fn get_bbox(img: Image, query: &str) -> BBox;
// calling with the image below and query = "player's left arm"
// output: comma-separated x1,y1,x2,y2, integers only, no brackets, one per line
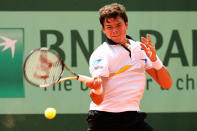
141,34,172,89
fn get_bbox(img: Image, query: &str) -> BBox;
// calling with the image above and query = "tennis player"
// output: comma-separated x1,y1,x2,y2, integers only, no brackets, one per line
86,3,172,131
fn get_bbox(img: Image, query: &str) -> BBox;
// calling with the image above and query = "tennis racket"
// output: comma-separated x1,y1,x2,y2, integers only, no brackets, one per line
23,47,92,88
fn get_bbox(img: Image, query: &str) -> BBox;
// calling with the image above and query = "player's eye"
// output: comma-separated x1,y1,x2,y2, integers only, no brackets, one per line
117,24,121,28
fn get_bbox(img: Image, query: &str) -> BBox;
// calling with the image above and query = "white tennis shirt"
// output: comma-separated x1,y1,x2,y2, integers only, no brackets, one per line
89,36,152,112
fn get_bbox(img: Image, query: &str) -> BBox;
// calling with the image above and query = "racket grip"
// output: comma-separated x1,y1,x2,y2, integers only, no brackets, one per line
78,74,93,82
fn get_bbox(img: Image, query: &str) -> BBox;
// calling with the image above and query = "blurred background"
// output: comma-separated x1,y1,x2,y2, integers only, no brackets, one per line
0,0,197,130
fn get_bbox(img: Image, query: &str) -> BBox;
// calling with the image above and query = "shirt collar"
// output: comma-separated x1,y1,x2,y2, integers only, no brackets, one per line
106,35,134,45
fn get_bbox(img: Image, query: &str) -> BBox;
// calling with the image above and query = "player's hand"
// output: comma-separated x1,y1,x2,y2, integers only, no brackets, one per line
86,76,102,89
140,34,157,62
89,88,104,105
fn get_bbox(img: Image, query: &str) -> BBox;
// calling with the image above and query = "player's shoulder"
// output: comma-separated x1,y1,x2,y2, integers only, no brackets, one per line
126,35,141,49
90,42,110,60
91,42,110,55
129,39,142,51
129,38,140,46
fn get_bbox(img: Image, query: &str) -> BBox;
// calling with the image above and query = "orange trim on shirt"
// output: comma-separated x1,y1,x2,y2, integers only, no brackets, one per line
109,65,132,77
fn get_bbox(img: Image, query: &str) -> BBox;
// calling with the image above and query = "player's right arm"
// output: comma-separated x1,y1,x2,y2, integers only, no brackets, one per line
86,76,104,105
87,45,109,105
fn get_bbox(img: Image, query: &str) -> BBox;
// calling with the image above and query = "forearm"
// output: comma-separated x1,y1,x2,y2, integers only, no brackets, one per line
155,66,173,89
146,56,172,89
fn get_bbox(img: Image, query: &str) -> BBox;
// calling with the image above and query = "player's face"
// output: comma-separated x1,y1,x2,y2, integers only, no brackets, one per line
102,16,128,44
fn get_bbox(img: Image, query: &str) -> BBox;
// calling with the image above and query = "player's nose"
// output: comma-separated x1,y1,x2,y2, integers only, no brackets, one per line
111,28,119,35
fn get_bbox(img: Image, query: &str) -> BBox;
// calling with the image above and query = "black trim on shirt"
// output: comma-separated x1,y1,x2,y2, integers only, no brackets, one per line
106,35,134,45
105,35,134,57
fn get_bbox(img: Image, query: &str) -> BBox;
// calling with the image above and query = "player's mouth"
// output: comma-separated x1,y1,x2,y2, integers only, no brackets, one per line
111,35,120,38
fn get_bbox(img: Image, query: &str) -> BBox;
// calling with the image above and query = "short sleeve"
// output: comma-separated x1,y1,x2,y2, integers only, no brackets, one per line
89,47,109,78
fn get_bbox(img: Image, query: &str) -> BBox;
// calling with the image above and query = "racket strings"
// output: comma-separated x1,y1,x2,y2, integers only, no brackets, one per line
49,60,62,82
24,50,64,87
41,51,63,86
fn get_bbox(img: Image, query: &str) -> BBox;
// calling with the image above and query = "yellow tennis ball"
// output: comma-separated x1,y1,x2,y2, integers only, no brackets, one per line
44,107,56,119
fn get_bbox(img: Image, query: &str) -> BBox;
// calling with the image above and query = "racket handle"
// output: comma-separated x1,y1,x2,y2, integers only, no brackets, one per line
77,74,93,82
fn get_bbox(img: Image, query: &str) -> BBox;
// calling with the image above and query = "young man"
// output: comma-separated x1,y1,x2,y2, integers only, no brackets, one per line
86,3,172,131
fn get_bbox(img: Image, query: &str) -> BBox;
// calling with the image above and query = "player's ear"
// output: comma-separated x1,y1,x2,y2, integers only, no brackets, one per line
102,26,106,34
125,22,128,30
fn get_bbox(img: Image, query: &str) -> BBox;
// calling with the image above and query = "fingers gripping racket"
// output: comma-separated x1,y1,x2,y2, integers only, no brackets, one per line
23,47,92,88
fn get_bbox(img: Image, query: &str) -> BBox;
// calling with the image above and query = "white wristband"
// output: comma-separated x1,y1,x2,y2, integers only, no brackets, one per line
152,55,163,70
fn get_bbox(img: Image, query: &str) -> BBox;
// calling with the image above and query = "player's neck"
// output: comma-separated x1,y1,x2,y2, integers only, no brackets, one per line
120,38,130,49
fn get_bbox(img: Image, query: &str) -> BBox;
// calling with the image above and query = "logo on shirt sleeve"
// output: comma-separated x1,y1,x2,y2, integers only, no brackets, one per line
92,59,102,66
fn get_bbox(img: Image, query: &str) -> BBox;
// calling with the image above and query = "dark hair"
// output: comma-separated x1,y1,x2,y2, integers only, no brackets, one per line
99,3,128,27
